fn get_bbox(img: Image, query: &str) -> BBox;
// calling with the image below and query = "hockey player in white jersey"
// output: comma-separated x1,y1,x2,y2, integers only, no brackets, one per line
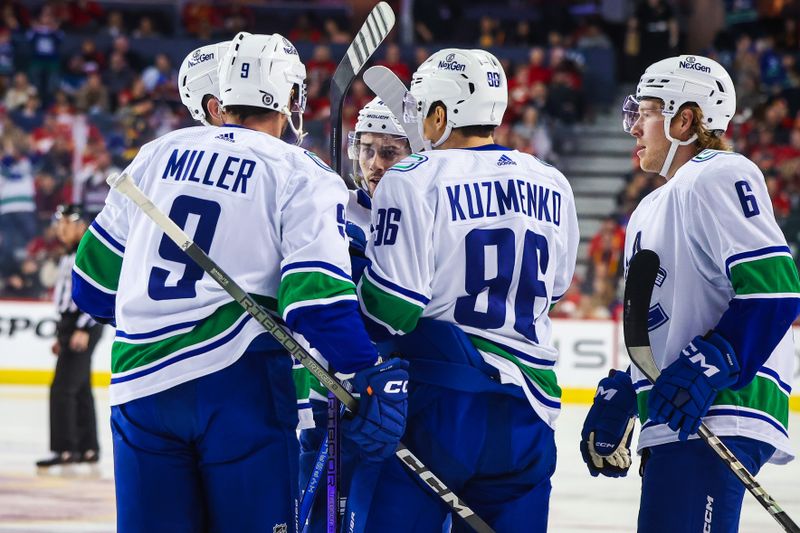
349,48,579,532
71,32,408,533
178,41,229,127
298,96,411,532
580,55,800,532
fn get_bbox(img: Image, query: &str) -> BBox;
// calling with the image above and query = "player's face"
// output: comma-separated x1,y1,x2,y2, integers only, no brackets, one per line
358,133,410,195
629,99,669,174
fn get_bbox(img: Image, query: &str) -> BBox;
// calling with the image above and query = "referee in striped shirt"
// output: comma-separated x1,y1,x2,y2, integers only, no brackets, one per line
37,204,104,471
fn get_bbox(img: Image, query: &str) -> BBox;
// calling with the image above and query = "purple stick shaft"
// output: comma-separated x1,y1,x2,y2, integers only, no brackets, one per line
326,392,340,533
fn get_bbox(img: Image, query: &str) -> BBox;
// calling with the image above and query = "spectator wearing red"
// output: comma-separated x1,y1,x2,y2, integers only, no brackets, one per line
587,215,626,284
182,1,221,39
377,43,411,83
527,47,552,86
289,13,322,44
306,45,336,85
66,0,103,33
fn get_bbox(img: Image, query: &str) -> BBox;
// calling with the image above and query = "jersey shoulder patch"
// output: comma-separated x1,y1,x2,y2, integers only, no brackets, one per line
303,150,337,173
690,148,739,163
389,153,429,173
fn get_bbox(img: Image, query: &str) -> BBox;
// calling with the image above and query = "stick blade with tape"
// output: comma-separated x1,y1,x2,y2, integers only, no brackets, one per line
622,249,662,382
363,65,426,153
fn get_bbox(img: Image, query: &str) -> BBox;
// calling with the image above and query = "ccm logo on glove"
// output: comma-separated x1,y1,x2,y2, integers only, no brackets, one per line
383,380,408,394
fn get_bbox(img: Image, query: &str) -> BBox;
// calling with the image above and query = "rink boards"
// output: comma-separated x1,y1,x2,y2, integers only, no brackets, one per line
2,299,798,411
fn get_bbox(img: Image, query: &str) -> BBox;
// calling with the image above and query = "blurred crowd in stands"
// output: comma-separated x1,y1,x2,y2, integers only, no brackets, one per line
1,1,799,326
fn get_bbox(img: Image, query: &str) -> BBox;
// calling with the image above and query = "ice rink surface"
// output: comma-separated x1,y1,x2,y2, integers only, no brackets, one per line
1,385,798,532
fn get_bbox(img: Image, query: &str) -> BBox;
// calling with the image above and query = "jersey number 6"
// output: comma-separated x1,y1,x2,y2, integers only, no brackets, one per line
455,228,549,342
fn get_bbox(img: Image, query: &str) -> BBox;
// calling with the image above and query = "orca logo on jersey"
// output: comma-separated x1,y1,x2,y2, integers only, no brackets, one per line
384,380,408,394
273,524,288,533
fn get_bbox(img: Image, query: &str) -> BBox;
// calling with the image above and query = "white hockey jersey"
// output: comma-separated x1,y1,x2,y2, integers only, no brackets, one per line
625,149,800,464
358,146,579,427
74,125,363,406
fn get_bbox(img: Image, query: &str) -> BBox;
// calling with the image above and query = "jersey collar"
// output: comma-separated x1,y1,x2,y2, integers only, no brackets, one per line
458,143,512,152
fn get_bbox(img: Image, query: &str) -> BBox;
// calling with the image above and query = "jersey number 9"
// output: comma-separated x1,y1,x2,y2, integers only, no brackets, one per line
148,195,221,300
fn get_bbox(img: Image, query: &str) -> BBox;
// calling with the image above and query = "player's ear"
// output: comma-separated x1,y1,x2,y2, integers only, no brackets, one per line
672,106,695,141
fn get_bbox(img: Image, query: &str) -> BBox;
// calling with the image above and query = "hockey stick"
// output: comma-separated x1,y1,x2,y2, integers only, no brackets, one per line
107,172,496,533
299,401,346,533
363,65,426,153
330,1,395,181
328,4,395,528
623,249,800,533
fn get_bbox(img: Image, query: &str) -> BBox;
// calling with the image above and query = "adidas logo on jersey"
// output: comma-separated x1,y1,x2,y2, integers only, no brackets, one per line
497,154,516,166
215,132,235,143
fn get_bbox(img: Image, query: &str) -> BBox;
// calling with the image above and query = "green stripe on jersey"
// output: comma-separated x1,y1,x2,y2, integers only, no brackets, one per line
112,294,277,374
359,275,423,334
293,366,311,401
278,271,355,317
730,255,800,295
75,230,123,291
294,367,326,401
469,335,561,400
637,374,788,428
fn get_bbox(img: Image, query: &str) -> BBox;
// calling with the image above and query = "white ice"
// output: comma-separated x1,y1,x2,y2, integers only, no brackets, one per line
1,385,798,532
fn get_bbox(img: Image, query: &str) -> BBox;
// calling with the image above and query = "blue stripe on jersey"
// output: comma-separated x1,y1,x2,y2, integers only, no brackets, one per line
91,221,125,254
116,319,200,340
281,261,350,281
706,408,788,437
724,246,792,277
715,296,800,390
366,266,430,306
459,144,512,152
285,298,377,374
521,374,561,409
356,189,372,210
472,334,556,367
72,271,116,324
633,379,651,391
111,314,253,384
551,291,566,304
758,367,792,394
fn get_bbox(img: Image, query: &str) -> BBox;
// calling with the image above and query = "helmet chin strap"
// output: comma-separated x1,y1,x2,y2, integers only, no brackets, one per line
659,117,697,177
283,106,307,146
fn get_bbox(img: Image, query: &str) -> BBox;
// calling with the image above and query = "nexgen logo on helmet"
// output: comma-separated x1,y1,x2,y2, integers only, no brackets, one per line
179,41,230,126
624,54,736,176
678,56,711,73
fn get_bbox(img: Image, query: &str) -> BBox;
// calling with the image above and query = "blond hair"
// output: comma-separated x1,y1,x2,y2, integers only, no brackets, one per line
676,102,731,152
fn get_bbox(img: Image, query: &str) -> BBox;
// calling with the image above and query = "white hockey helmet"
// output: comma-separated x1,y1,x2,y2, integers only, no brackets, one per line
219,32,307,142
404,48,507,148
347,97,410,193
178,41,230,126
623,55,736,175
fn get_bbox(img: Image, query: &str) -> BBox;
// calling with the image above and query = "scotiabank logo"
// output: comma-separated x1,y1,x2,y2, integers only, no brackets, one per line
679,56,711,73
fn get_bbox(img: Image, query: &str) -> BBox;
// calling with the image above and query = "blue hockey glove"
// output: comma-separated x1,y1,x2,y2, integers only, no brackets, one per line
580,369,638,477
648,332,740,441
345,358,409,462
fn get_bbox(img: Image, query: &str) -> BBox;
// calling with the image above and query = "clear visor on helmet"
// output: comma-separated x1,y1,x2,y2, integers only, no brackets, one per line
403,91,421,124
291,81,307,113
622,94,640,133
